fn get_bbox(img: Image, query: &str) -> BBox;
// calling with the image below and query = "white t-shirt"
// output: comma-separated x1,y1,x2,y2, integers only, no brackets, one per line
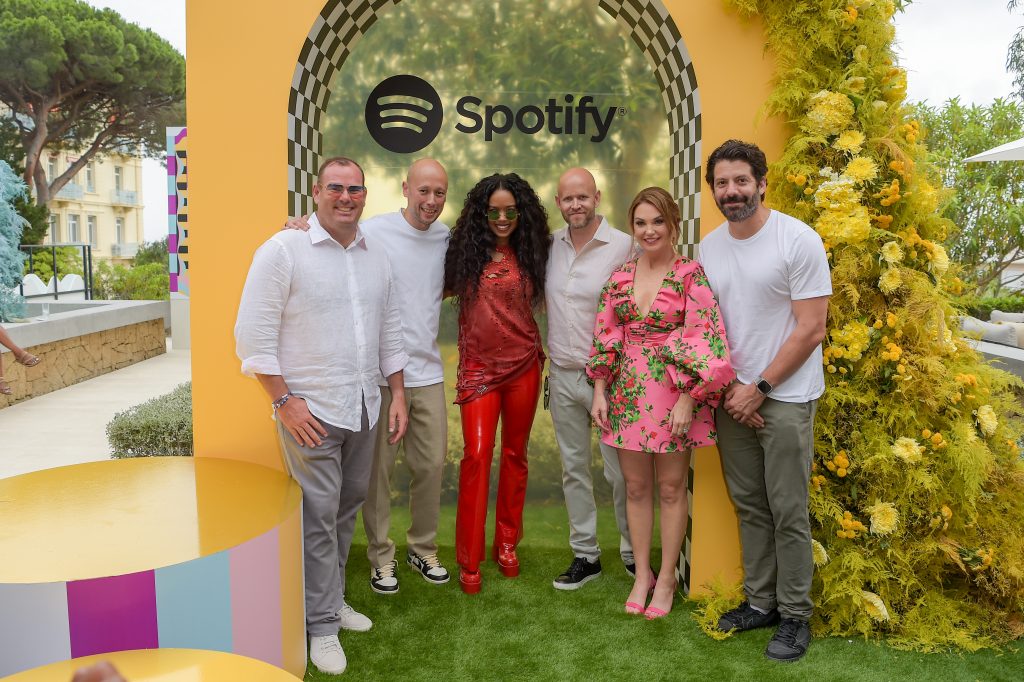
362,211,449,387
698,210,832,403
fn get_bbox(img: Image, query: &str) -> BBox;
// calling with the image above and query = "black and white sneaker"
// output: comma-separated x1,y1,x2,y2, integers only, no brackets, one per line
765,618,811,662
717,601,780,632
407,551,450,584
553,557,602,590
369,560,399,595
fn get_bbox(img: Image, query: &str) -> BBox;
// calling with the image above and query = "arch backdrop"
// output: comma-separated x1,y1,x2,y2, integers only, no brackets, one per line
186,0,787,597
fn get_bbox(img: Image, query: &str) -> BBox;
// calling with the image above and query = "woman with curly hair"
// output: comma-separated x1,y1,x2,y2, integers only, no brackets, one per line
588,187,734,618
444,172,550,594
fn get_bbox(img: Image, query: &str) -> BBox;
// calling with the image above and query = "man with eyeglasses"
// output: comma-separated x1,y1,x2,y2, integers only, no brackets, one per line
546,167,634,590
284,159,453,596
236,156,408,676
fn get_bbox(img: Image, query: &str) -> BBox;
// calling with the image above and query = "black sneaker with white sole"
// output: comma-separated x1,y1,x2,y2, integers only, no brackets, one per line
717,601,781,632
369,559,399,594
765,618,811,662
553,557,602,590
407,551,450,584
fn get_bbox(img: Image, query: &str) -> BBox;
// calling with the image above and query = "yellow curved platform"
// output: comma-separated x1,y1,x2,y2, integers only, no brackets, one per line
0,458,306,678
4,648,302,681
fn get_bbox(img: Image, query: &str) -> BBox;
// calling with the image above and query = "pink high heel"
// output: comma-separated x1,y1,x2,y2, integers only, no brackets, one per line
625,600,645,615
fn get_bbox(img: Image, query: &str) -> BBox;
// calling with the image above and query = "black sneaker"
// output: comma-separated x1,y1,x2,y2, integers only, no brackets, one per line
717,601,781,632
369,560,399,595
407,551,450,584
624,562,636,578
552,557,602,590
765,618,811,662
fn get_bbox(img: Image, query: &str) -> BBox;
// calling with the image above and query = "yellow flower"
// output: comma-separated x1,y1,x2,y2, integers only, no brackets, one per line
929,242,950,276
866,501,899,535
853,44,869,62
891,437,924,464
861,591,891,622
845,156,878,183
812,539,830,567
805,91,855,136
880,241,903,265
879,268,902,293
834,129,866,153
845,76,867,94
976,404,998,436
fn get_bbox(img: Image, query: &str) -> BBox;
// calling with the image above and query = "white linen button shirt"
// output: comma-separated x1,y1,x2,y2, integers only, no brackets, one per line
235,214,408,431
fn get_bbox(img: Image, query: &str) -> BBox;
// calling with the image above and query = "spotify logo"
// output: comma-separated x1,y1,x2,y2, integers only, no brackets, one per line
365,75,444,154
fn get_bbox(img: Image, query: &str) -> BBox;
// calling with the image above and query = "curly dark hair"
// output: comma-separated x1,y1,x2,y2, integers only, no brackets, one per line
444,173,550,307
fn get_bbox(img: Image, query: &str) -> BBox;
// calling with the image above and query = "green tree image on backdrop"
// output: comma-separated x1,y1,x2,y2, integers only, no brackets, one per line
0,0,184,206
914,98,1024,297
323,0,669,226
0,118,47,245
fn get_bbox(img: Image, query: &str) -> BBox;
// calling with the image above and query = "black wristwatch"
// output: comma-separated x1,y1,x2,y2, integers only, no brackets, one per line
754,376,773,396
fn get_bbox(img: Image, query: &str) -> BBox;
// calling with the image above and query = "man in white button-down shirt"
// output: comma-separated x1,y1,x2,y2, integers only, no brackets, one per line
546,168,634,591
235,156,408,676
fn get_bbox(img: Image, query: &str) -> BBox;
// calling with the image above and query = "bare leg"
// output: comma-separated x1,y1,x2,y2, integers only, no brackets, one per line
618,449,654,609
0,325,36,365
647,449,691,614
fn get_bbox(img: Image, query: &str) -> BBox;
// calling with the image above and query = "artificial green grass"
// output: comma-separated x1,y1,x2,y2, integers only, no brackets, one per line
304,504,1021,681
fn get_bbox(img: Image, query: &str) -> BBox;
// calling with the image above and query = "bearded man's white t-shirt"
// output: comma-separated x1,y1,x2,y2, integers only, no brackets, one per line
698,210,832,403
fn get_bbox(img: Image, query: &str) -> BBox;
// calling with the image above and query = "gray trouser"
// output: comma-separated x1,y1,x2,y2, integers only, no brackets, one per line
548,363,632,564
277,402,376,636
364,383,448,568
716,398,817,621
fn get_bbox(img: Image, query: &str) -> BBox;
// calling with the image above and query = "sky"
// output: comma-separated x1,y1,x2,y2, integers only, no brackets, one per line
83,0,1021,242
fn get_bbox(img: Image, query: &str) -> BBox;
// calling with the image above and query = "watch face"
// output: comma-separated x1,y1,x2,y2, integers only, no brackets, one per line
756,379,772,395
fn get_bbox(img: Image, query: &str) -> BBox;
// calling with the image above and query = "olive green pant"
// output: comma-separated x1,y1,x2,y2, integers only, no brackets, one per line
716,398,817,621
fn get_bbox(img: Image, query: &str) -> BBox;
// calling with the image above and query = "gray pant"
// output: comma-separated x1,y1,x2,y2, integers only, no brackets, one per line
548,363,632,564
277,403,376,636
716,398,817,621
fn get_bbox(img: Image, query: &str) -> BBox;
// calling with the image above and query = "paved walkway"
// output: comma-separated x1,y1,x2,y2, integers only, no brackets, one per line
0,346,191,481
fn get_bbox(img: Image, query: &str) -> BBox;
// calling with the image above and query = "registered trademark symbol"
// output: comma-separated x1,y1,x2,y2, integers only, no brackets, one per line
618,107,626,117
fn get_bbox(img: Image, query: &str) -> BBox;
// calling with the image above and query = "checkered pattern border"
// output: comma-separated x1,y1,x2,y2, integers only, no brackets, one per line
287,0,702,255
287,0,403,216
598,0,702,258
680,458,695,596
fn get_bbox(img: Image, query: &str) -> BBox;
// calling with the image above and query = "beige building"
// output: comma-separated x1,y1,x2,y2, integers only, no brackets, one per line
43,150,145,263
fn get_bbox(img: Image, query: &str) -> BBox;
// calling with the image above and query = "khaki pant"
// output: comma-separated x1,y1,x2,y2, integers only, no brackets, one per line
716,398,817,621
363,383,448,568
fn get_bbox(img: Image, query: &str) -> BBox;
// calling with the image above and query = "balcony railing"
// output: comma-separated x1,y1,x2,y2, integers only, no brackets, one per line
110,189,138,205
18,243,93,300
111,242,139,258
54,183,84,201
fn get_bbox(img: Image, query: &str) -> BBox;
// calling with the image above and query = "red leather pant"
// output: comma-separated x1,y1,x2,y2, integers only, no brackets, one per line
455,363,541,572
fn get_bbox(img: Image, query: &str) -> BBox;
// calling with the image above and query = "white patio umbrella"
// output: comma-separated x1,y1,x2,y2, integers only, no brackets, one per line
965,136,1024,162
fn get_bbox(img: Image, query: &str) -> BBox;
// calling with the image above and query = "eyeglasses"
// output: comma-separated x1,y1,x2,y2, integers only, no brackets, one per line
320,183,367,197
486,207,518,221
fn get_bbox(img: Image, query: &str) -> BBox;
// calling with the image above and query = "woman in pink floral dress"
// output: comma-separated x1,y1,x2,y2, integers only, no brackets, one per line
588,187,734,619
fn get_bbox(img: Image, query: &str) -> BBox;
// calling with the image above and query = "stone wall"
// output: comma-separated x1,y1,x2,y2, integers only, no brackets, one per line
1,319,165,409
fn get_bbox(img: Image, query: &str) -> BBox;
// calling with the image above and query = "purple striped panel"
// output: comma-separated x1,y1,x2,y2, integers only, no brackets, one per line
67,571,159,658
230,527,282,667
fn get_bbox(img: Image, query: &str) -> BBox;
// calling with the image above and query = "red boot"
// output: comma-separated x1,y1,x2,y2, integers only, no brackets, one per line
459,567,482,594
493,543,520,577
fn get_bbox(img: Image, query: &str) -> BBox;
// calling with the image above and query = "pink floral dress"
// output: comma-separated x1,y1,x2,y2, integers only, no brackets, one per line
586,257,735,453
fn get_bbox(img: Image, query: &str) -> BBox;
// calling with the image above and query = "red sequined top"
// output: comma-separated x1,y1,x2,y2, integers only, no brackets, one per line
455,246,544,403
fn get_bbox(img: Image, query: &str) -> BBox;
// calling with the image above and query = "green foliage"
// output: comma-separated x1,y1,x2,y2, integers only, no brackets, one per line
0,117,48,244
0,159,26,320
966,293,1024,320
24,245,82,282
93,261,169,301
0,0,185,205
133,237,168,268
711,0,1024,651
1007,1,1024,100
913,98,1024,295
107,382,192,458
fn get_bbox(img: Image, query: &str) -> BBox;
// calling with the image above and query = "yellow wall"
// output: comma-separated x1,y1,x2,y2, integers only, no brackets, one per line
187,0,787,592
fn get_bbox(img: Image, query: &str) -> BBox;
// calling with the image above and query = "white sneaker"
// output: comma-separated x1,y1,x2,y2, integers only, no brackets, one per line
369,560,399,594
337,600,373,632
309,634,346,675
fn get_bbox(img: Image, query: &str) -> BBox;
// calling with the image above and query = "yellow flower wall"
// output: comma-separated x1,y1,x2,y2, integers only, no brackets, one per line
698,0,1024,651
